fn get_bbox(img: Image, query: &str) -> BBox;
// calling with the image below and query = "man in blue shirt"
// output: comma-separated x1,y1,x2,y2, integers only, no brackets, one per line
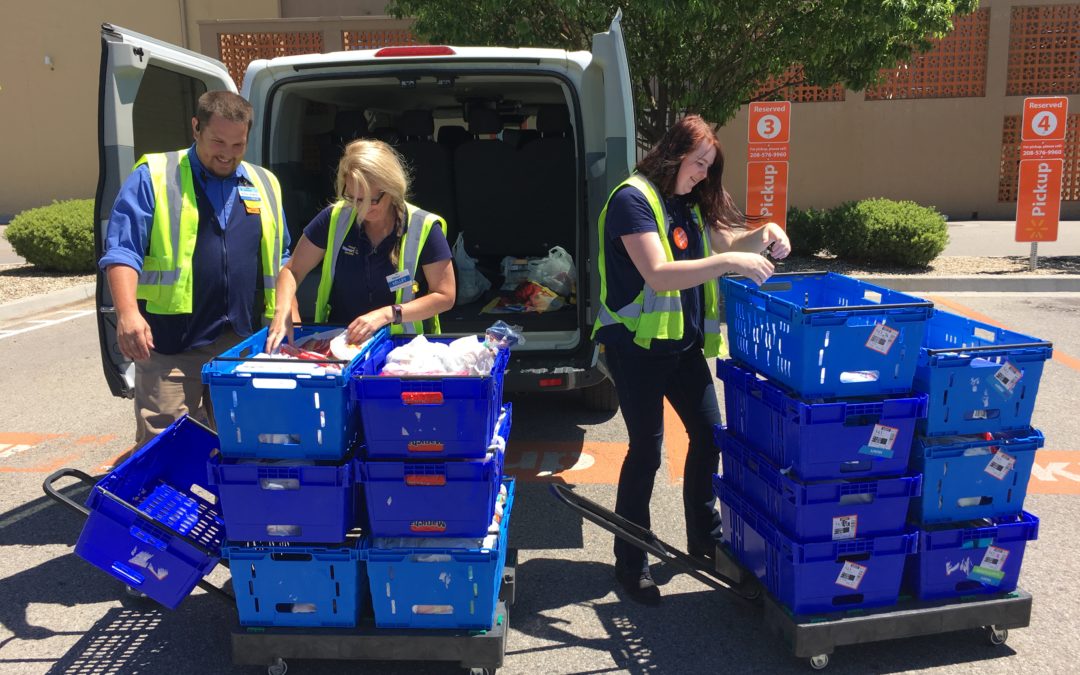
100,91,290,447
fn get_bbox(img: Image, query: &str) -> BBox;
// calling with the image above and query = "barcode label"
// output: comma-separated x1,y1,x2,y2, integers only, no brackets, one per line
865,324,899,355
980,545,1010,572
836,561,867,590
832,515,858,541
985,450,1016,480
993,362,1023,394
868,424,899,451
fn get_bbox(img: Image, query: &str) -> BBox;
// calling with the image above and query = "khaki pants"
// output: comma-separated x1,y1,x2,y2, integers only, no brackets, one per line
133,330,245,448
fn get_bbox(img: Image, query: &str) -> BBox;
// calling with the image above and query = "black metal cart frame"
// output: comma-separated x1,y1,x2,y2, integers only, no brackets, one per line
549,483,1031,671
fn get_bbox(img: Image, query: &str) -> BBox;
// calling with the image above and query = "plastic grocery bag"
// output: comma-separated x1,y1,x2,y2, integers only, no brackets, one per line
527,246,575,297
453,233,490,305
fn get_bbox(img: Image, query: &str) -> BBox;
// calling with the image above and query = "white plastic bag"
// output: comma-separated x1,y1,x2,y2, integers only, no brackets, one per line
453,233,490,305
527,246,575,297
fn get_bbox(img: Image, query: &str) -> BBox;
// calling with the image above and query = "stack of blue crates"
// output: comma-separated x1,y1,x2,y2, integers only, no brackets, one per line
904,310,1049,599
716,272,931,615
202,325,374,628
351,334,513,629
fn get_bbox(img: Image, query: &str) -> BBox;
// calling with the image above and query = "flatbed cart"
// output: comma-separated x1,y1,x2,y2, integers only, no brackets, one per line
44,468,517,675
550,484,1031,670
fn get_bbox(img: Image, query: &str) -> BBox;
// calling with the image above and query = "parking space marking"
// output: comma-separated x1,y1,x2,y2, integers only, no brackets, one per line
0,308,94,340
924,295,1080,373
1029,450,1080,495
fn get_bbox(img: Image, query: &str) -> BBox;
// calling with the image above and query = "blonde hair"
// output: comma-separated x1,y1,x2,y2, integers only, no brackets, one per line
335,139,411,250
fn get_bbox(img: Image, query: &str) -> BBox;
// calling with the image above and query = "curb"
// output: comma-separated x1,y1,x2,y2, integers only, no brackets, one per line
0,282,95,321
858,275,1080,293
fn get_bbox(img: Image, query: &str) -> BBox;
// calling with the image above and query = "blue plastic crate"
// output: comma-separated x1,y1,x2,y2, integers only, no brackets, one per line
715,476,915,616
722,272,934,398
208,455,356,543
911,428,1042,524
719,429,921,542
352,335,509,459
717,359,926,480
359,404,510,537
74,416,225,609
903,511,1039,600
224,538,367,627
366,478,515,629
202,326,382,460
915,310,1052,437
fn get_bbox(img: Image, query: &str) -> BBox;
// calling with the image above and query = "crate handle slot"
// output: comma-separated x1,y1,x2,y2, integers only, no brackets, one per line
862,290,882,304
412,604,454,615
838,461,872,473
407,441,445,453
252,378,298,390
109,562,145,586
832,593,865,606
276,602,318,613
759,281,792,292
405,474,447,486
257,433,301,446
270,552,314,562
130,525,168,551
836,552,871,563
839,370,880,384
402,391,444,405
973,327,997,343
956,496,994,508
839,493,875,505
266,525,302,537
259,478,300,490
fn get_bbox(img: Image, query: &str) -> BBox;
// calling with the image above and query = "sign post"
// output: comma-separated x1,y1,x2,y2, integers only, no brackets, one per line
746,101,791,229
1015,96,1068,270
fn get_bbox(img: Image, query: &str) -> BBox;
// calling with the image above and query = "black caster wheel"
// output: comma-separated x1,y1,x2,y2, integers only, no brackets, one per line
267,657,288,675
986,625,1009,646
809,653,829,670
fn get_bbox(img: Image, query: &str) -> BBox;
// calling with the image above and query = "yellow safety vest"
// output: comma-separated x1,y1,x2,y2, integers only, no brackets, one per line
134,151,284,316
592,174,725,357
315,201,447,334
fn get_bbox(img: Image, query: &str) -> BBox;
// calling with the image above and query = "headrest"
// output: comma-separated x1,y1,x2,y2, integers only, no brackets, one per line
437,125,471,147
537,105,570,135
333,109,368,139
468,108,503,135
398,109,435,138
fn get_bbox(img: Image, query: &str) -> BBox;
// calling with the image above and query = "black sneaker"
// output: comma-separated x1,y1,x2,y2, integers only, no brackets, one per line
615,566,661,606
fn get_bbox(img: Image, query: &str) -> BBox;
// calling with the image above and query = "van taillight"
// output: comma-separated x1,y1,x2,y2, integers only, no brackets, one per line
374,46,456,57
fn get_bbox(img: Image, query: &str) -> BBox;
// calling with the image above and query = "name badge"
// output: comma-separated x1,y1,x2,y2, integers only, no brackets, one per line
237,186,261,202
386,269,413,291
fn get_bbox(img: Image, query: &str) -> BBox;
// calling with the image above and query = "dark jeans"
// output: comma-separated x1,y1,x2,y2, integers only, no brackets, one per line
605,344,723,573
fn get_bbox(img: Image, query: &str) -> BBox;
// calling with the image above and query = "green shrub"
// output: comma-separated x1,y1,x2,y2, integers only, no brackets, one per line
785,206,828,257
4,199,96,272
823,198,949,268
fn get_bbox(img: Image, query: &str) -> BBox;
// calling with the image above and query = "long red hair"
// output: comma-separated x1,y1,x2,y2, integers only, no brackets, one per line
635,114,748,229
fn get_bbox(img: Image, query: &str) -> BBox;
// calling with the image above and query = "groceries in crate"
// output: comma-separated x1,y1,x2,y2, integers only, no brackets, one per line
380,322,523,377
231,328,373,376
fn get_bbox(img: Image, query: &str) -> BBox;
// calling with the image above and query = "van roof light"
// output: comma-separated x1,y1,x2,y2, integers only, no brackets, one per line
375,46,456,57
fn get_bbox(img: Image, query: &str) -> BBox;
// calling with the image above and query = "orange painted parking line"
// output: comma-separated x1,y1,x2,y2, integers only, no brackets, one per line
504,440,626,483
664,401,689,483
925,295,1080,374
1029,450,1080,495
0,453,81,474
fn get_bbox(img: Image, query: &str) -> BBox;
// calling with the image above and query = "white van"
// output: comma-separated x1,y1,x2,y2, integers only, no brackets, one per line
93,15,634,410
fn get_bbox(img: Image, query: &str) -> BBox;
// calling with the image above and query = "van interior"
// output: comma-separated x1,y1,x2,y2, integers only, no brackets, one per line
264,73,583,352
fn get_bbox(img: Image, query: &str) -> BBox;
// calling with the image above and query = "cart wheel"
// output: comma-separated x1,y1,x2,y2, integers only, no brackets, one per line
466,669,495,675
267,657,288,675
987,626,1009,646
809,654,829,670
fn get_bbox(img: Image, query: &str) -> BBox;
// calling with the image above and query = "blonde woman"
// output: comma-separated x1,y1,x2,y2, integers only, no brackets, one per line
266,139,454,351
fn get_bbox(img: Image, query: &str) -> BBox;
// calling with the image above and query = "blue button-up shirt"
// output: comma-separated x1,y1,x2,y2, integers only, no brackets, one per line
99,145,290,272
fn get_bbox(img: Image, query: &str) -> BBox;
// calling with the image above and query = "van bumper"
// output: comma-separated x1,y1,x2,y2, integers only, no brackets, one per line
503,350,607,393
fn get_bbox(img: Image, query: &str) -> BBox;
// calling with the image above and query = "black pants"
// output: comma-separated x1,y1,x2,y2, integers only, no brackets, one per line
605,344,723,573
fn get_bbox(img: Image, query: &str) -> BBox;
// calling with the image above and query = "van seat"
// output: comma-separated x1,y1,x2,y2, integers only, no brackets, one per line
437,124,471,151
512,104,577,257
396,109,456,237
453,108,516,257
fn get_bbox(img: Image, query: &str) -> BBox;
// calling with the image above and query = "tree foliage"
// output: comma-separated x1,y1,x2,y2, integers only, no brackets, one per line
387,0,977,146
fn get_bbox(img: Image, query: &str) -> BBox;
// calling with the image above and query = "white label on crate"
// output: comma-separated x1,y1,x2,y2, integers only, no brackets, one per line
984,450,1017,480
992,362,1023,397
832,515,858,540
836,561,867,590
865,323,899,355
980,545,1010,572
860,424,899,458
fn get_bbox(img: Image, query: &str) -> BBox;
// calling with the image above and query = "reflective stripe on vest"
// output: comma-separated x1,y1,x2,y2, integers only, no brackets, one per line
591,174,725,357
315,201,446,335
134,151,284,316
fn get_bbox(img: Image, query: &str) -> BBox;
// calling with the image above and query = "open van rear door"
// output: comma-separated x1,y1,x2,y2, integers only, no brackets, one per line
94,24,236,397
590,9,636,197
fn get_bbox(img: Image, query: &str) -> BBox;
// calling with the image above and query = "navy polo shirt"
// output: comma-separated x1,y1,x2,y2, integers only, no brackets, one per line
595,187,705,354
303,205,452,324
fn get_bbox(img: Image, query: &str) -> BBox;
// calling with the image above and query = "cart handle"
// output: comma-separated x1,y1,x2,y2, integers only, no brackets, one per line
548,484,759,601
42,468,97,518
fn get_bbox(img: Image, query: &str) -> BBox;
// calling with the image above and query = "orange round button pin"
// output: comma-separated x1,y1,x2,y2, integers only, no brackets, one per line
672,227,689,250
